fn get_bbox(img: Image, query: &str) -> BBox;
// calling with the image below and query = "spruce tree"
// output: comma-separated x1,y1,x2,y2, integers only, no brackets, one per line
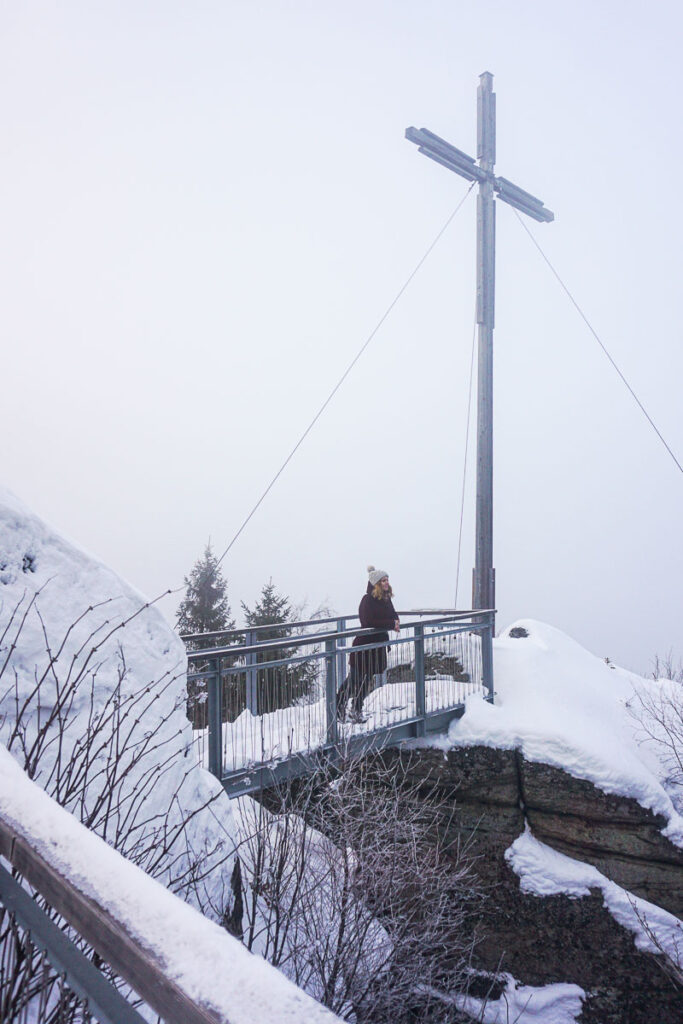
242,579,317,713
177,544,236,727
177,543,235,645
242,579,292,642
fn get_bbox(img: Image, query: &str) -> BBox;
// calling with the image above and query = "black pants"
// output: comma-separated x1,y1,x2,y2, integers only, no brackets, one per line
337,665,372,715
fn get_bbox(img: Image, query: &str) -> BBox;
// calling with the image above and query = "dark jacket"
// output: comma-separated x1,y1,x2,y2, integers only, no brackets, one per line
350,584,397,677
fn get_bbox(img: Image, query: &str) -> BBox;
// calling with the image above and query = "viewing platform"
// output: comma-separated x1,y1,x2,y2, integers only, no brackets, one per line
184,609,495,798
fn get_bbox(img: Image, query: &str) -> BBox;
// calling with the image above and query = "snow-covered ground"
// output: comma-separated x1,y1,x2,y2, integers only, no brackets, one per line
458,975,585,1024
231,794,392,1017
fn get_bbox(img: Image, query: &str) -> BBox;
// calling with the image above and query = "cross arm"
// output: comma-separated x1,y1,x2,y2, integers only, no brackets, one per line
495,176,553,222
405,126,554,223
405,127,486,183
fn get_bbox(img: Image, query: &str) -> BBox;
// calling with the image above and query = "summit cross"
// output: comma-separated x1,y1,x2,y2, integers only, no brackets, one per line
406,71,553,614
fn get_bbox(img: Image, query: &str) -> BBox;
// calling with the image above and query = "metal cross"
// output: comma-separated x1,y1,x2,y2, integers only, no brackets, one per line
406,72,553,615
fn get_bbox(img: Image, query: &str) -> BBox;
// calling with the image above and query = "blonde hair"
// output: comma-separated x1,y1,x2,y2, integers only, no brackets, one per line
372,581,393,601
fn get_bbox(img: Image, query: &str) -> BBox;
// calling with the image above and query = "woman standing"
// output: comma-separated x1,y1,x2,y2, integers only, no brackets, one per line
337,566,400,723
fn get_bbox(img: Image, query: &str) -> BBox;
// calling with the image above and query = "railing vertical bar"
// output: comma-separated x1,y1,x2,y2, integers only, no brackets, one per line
207,658,222,779
245,630,258,714
325,638,338,746
482,615,494,702
414,623,426,737
336,618,346,716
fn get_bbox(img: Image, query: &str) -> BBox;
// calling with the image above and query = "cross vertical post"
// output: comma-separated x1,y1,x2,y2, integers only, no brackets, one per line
405,73,553,622
474,71,496,612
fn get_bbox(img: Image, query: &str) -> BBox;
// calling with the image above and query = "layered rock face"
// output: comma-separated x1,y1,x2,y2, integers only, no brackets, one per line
381,745,683,1024
522,759,683,918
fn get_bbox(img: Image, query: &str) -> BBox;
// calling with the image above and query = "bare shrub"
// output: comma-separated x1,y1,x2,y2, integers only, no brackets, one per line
0,588,233,1021
628,657,683,810
651,652,683,685
231,749,482,1023
625,654,683,989
626,896,683,992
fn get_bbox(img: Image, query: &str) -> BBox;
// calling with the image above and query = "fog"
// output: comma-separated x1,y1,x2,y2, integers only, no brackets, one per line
2,1,682,675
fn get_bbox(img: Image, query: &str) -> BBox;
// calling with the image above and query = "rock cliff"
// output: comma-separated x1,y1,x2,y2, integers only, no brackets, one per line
381,744,683,1024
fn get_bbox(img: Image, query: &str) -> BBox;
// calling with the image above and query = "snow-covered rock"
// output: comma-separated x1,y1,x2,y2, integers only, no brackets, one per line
0,485,240,921
406,618,683,1024
506,825,683,963
447,618,683,842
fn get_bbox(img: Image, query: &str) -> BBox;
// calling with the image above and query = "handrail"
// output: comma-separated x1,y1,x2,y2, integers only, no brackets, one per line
190,634,409,678
186,611,495,662
180,607,491,644
0,819,223,1024
0,749,343,1024
187,625,488,679
0,815,227,1024
0,860,147,1024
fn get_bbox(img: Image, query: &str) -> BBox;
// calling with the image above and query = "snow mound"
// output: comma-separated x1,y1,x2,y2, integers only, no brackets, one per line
446,619,683,843
0,485,240,917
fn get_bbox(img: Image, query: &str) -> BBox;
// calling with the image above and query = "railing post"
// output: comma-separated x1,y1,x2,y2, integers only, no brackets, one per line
245,629,258,715
414,623,426,737
482,615,494,703
207,658,222,779
336,618,346,707
325,637,338,746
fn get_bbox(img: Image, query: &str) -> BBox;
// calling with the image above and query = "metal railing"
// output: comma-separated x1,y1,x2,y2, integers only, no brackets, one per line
185,609,494,797
0,812,230,1024
0,764,343,1024
0,861,147,1024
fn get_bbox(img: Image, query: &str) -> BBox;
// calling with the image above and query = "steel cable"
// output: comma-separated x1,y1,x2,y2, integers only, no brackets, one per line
214,183,477,569
513,209,683,476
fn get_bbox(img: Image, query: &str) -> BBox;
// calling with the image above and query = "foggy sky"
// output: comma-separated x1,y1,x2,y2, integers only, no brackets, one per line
2,1,682,675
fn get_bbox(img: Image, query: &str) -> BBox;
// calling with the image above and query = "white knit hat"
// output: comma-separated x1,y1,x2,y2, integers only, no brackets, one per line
367,564,389,586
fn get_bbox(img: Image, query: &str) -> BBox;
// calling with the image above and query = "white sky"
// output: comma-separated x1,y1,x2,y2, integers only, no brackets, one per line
2,1,682,675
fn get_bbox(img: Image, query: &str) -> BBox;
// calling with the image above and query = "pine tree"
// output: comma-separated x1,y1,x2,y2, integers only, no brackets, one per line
177,544,236,728
242,579,292,643
241,579,318,713
176,543,235,645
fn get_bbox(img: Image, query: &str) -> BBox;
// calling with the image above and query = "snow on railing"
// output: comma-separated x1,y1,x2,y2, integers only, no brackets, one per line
0,746,342,1024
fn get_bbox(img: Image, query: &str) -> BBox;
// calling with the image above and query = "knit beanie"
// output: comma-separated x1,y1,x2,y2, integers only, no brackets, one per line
367,565,388,586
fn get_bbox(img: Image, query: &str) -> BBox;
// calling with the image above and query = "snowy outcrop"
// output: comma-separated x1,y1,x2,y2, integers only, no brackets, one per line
449,619,683,839
0,486,241,923
376,620,683,1023
380,742,683,1022
402,743,683,915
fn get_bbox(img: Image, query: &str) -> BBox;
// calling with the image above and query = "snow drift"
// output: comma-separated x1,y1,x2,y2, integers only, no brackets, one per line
0,485,240,920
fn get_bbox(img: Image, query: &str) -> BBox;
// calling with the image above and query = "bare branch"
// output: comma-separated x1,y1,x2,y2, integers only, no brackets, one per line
232,746,484,1022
